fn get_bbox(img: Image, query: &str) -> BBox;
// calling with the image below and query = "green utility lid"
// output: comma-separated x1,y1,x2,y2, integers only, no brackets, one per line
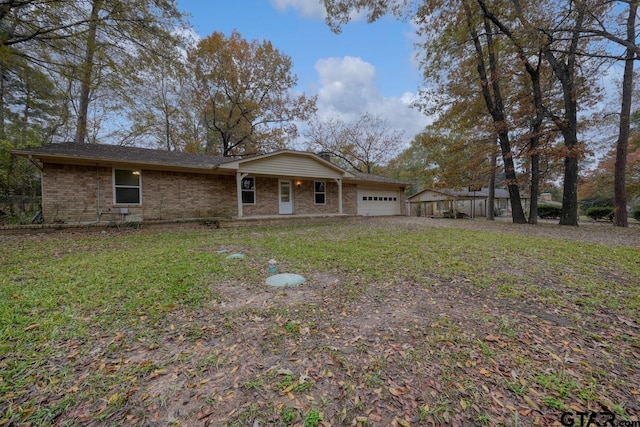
265,273,306,287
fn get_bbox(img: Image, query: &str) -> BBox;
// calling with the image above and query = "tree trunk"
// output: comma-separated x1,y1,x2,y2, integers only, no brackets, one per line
487,147,496,220
527,63,543,225
529,149,540,224
477,14,526,223
613,1,637,228
74,0,102,144
476,0,544,224
541,6,584,226
0,65,5,141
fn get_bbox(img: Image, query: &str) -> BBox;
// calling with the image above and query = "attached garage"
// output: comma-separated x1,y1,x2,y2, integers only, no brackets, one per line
357,187,404,216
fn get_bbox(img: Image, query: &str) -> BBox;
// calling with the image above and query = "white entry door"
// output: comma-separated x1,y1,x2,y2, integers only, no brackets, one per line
279,180,293,214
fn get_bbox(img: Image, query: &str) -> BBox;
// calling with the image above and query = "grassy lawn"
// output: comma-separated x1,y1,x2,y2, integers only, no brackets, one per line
1,218,639,426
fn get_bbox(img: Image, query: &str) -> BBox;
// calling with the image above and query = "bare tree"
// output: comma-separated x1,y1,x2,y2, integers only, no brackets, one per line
304,113,405,173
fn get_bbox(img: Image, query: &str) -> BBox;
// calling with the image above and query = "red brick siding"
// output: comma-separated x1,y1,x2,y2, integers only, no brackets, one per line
141,170,236,220
343,183,358,215
42,164,106,223
41,164,236,223
40,164,362,223
241,178,356,216
242,177,279,216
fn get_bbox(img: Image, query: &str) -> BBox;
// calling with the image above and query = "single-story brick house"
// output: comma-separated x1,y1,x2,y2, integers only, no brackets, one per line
12,143,408,224
406,187,518,218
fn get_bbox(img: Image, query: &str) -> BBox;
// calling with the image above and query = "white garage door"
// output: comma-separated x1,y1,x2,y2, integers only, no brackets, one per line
357,189,402,216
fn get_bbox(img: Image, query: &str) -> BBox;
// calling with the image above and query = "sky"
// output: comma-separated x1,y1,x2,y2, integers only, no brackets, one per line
175,0,431,147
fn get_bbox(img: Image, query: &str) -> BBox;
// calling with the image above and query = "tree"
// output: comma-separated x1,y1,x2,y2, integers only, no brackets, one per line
323,0,533,223
476,0,550,224
124,38,196,150
188,30,316,156
414,0,531,223
0,56,58,210
324,0,604,226
384,136,440,191
579,142,640,209
304,113,404,173
462,2,527,223
65,0,186,144
612,1,637,227
390,128,497,190
1,0,187,144
577,1,639,227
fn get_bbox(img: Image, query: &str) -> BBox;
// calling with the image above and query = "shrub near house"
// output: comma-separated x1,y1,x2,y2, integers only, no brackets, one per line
585,206,614,222
537,204,562,219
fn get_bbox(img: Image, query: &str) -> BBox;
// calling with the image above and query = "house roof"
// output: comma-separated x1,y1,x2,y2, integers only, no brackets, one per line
12,143,408,186
407,187,512,200
348,171,410,186
11,142,229,171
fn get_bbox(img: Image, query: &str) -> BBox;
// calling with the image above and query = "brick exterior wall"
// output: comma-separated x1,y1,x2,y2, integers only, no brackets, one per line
40,164,377,223
141,170,236,220
242,176,278,216
241,178,357,216
41,163,236,223
343,183,358,215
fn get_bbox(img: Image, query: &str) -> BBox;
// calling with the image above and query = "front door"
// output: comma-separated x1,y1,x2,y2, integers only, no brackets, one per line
279,180,293,214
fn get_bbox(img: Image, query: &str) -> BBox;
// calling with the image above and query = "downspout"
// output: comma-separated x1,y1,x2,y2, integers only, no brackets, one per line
97,177,100,222
334,178,342,214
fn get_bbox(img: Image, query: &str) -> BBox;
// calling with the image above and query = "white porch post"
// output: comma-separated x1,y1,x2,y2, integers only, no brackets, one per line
236,172,248,218
334,178,343,214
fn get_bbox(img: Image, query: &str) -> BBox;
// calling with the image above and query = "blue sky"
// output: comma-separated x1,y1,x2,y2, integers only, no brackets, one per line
175,0,431,144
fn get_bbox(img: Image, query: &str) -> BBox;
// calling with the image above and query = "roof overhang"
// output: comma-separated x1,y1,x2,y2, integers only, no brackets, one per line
11,149,227,175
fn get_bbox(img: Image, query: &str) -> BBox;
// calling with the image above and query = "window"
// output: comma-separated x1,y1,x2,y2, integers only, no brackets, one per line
114,169,141,204
314,181,326,204
241,177,255,204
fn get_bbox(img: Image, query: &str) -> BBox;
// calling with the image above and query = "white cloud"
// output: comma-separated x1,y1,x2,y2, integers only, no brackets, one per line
270,0,327,19
270,0,367,22
313,56,430,142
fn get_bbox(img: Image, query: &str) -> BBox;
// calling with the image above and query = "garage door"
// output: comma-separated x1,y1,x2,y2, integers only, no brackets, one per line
357,189,402,216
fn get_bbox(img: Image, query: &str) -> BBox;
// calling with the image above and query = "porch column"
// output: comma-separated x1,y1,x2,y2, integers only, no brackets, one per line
236,172,248,218
334,178,343,214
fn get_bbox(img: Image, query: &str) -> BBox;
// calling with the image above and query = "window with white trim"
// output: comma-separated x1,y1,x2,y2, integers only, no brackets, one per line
114,169,141,204
241,176,255,204
314,181,326,204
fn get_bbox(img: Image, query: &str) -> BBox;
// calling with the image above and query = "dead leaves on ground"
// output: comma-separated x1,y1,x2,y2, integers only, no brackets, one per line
4,279,640,426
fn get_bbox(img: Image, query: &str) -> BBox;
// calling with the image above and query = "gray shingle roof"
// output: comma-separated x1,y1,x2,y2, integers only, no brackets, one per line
12,143,410,187
350,171,410,186
12,143,230,170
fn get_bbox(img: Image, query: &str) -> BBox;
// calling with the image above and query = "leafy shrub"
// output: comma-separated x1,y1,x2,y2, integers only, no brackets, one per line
579,196,614,212
585,206,614,221
538,204,562,219
632,206,640,222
